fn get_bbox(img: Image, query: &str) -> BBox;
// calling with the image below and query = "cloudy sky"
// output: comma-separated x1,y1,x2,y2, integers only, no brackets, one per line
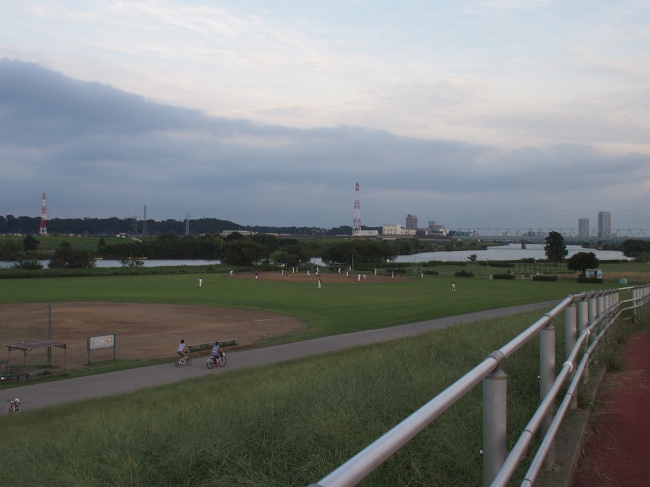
1,1,649,231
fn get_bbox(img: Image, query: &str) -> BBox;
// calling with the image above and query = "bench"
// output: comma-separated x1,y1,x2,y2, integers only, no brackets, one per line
1,373,25,382
188,339,238,353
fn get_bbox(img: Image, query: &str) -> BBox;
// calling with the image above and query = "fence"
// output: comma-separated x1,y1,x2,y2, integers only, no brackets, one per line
308,284,650,487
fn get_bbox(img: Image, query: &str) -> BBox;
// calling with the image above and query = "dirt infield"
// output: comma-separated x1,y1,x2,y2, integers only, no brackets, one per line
1,302,306,370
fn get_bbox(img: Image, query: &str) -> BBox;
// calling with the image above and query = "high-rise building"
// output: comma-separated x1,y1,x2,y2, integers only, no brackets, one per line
598,211,611,237
406,214,418,230
578,218,589,237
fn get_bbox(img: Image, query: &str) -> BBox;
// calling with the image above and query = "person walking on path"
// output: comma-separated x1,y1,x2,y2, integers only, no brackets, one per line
255,272,258,281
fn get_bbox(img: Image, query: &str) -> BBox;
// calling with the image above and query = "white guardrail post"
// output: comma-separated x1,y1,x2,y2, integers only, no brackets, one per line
539,320,556,469
483,362,508,487
578,298,589,336
588,293,598,338
564,302,577,409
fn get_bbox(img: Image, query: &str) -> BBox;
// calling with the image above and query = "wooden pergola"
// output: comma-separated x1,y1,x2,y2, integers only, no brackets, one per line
5,340,67,375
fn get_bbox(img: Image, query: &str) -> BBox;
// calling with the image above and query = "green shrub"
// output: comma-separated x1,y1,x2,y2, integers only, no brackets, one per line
454,270,474,277
493,273,515,280
577,276,604,284
532,275,558,282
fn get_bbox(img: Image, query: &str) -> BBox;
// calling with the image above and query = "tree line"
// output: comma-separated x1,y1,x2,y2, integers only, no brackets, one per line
0,215,364,237
97,234,434,267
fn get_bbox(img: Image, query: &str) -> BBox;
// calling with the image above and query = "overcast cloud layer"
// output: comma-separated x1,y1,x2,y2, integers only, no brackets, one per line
1,1,649,231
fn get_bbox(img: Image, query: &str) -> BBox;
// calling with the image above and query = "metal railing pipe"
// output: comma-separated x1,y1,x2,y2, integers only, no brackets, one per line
521,309,624,485
310,357,499,487
490,359,575,487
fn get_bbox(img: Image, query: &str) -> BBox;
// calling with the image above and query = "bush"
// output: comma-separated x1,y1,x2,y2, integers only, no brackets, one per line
577,276,603,284
492,273,515,280
423,270,439,276
532,275,558,282
454,270,474,278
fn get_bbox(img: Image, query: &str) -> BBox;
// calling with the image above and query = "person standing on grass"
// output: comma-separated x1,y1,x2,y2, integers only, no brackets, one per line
229,270,233,277
317,279,321,290
199,278,202,288
452,282,456,292
255,272,258,281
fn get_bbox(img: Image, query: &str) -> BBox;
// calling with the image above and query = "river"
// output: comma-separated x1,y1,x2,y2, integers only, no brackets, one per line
0,244,629,269
393,243,629,263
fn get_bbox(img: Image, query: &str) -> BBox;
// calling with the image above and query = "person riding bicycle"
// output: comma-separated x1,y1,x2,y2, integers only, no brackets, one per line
210,341,223,363
177,339,189,361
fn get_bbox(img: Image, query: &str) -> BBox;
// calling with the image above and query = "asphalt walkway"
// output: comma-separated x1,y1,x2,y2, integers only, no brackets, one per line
4,300,558,411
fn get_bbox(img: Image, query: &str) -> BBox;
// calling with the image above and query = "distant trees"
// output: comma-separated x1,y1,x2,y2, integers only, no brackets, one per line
49,247,96,269
622,239,650,261
23,234,40,251
544,231,568,262
567,252,599,276
0,240,22,261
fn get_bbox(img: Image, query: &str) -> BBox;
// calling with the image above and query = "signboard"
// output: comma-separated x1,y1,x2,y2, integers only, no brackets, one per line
87,334,116,363
88,334,115,350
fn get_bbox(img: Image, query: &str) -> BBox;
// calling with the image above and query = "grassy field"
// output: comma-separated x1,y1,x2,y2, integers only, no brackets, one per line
0,266,636,345
0,309,643,486
0,264,647,486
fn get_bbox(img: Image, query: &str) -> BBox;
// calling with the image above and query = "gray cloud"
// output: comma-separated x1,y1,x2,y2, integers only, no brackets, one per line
1,58,649,230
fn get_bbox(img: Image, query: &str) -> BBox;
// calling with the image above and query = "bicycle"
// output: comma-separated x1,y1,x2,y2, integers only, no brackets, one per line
207,351,227,369
175,353,192,367
6,398,20,415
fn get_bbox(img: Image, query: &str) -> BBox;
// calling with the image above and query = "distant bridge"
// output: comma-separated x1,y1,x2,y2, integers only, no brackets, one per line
449,228,650,240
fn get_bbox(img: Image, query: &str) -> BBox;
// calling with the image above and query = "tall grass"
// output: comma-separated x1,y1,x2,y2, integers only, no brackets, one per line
1,311,548,486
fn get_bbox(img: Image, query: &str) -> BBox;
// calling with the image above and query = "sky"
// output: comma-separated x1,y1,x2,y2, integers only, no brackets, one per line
1,0,649,231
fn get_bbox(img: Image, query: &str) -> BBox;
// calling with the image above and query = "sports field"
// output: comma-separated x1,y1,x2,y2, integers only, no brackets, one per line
1,262,647,372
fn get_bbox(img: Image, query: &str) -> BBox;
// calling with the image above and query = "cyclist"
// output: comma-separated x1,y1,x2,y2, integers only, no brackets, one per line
210,341,223,363
177,339,189,361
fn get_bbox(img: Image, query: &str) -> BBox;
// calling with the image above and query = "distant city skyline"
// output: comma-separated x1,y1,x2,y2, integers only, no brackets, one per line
1,2,649,229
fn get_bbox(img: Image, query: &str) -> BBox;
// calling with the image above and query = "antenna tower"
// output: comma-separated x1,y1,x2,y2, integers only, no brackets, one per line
184,213,190,236
142,204,147,236
352,182,361,238
39,193,48,236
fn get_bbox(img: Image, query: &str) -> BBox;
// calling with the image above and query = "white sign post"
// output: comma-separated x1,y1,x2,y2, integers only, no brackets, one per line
87,334,116,364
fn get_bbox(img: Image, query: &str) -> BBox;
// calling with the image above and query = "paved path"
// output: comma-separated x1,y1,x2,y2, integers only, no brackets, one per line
571,330,650,487
4,301,558,412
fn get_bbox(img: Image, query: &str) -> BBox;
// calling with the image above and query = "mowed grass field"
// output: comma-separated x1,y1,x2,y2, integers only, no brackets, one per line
1,262,642,344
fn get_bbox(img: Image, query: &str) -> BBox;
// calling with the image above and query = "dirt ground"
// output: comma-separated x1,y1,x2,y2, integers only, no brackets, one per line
572,332,650,486
0,302,306,371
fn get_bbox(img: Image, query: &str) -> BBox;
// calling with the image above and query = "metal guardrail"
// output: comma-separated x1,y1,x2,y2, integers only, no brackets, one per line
308,284,650,487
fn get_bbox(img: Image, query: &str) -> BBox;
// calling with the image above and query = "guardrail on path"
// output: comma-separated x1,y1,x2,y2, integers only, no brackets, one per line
308,284,650,487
